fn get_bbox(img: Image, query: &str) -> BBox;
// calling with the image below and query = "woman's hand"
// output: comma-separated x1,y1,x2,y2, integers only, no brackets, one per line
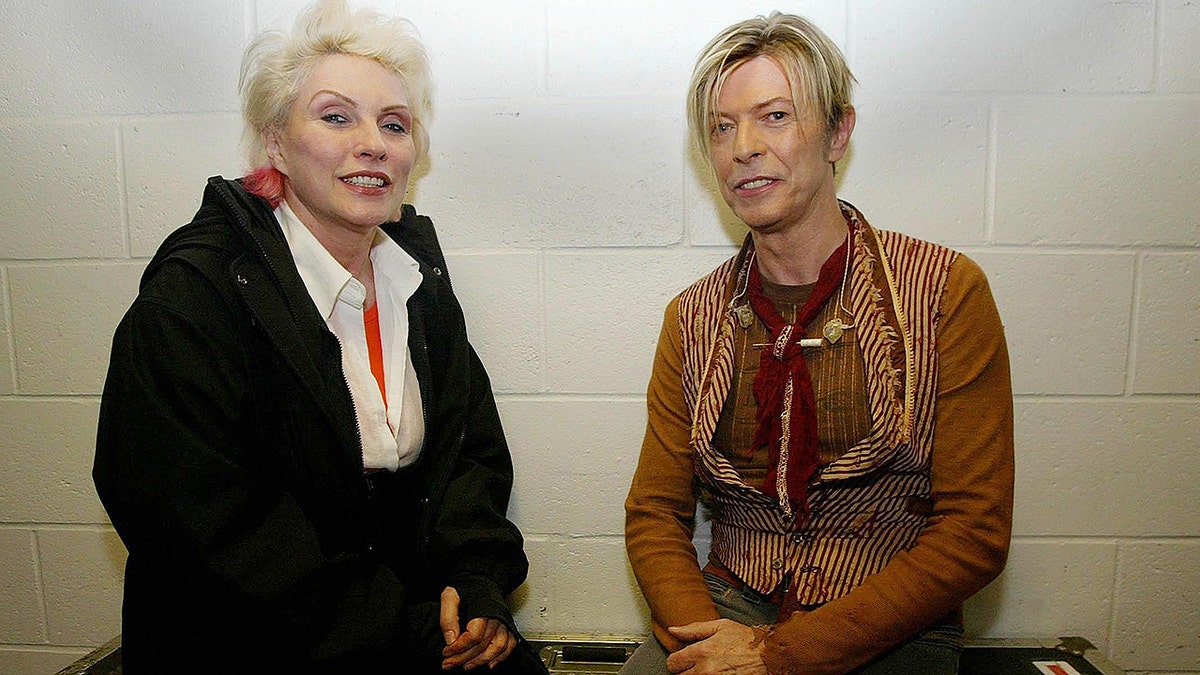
665,619,770,675
439,586,518,670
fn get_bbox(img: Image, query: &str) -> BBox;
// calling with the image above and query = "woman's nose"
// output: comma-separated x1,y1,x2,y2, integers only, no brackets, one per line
356,125,388,161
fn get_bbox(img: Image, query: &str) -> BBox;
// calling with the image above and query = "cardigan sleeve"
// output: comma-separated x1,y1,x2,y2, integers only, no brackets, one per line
625,297,723,653
762,254,1015,674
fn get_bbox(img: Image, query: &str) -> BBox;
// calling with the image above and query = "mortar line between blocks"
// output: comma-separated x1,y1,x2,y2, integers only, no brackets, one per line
115,124,131,259
984,99,998,243
31,530,51,644
1104,543,1123,661
1154,0,1164,94
538,248,548,393
541,2,551,97
245,0,259,43
2,267,16,394
1124,253,1143,396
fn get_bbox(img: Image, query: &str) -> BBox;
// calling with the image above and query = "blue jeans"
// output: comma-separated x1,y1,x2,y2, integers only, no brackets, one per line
620,571,961,674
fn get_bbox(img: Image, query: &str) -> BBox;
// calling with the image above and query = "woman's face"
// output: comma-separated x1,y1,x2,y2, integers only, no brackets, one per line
267,53,417,238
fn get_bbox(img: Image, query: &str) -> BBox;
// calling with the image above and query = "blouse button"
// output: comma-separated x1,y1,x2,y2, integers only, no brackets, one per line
771,559,784,571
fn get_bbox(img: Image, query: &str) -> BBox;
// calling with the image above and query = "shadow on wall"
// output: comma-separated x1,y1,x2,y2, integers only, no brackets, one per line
963,573,1009,638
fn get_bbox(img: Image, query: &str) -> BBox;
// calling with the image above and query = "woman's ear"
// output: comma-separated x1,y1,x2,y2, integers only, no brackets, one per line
264,129,287,175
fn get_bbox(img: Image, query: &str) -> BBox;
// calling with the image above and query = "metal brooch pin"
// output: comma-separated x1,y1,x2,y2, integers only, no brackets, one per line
752,337,826,349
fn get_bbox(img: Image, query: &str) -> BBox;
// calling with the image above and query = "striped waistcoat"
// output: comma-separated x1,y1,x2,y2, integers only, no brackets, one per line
678,204,957,605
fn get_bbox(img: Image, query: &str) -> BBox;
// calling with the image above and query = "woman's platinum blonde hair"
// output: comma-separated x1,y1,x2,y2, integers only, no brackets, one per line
239,0,432,170
687,12,855,161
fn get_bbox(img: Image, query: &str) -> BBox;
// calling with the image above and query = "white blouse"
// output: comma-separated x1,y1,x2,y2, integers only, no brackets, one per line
276,202,425,471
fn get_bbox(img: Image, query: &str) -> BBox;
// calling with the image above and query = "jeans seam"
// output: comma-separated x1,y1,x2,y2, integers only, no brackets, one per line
701,571,735,600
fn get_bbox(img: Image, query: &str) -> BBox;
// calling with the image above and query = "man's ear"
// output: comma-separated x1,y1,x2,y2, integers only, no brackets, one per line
264,129,288,175
827,106,855,163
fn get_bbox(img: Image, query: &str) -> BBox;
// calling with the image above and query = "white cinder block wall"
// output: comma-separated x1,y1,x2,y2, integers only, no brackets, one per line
1,1,1196,673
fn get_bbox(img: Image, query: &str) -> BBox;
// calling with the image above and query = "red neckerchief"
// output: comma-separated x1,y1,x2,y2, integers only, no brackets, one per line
745,232,849,523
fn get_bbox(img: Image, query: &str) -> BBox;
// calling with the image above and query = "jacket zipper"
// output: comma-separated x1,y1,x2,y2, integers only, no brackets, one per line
218,181,368,479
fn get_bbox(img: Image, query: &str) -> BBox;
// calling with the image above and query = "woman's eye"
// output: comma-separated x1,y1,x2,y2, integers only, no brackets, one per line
382,122,408,134
321,113,349,124
713,122,733,135
767,111,788,121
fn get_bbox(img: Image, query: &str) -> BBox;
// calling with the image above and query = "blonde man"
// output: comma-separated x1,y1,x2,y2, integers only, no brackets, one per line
624,13,1013,675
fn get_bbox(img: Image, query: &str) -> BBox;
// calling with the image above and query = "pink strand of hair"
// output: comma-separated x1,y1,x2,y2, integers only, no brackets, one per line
244,165,286,208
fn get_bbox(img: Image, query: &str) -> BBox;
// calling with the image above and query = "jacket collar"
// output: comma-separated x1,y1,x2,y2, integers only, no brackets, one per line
206,177,443,474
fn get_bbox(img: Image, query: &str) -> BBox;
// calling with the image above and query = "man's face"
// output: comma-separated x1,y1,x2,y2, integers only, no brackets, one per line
708,55,848,236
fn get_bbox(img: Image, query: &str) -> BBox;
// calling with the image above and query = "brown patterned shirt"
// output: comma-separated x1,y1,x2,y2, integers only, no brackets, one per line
714,278,871,487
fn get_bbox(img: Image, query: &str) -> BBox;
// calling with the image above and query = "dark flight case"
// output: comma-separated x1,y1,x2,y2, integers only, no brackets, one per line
525,635,1125,675
55,633,1126,674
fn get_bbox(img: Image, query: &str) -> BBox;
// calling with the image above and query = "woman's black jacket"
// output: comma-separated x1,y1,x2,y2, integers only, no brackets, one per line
93,177,528,672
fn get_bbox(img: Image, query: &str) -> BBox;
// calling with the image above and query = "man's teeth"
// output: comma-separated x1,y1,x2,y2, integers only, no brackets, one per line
740,179,771,190
343,176,385,187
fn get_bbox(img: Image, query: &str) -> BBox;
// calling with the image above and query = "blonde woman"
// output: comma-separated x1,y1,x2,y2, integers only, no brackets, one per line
94,2,545,672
